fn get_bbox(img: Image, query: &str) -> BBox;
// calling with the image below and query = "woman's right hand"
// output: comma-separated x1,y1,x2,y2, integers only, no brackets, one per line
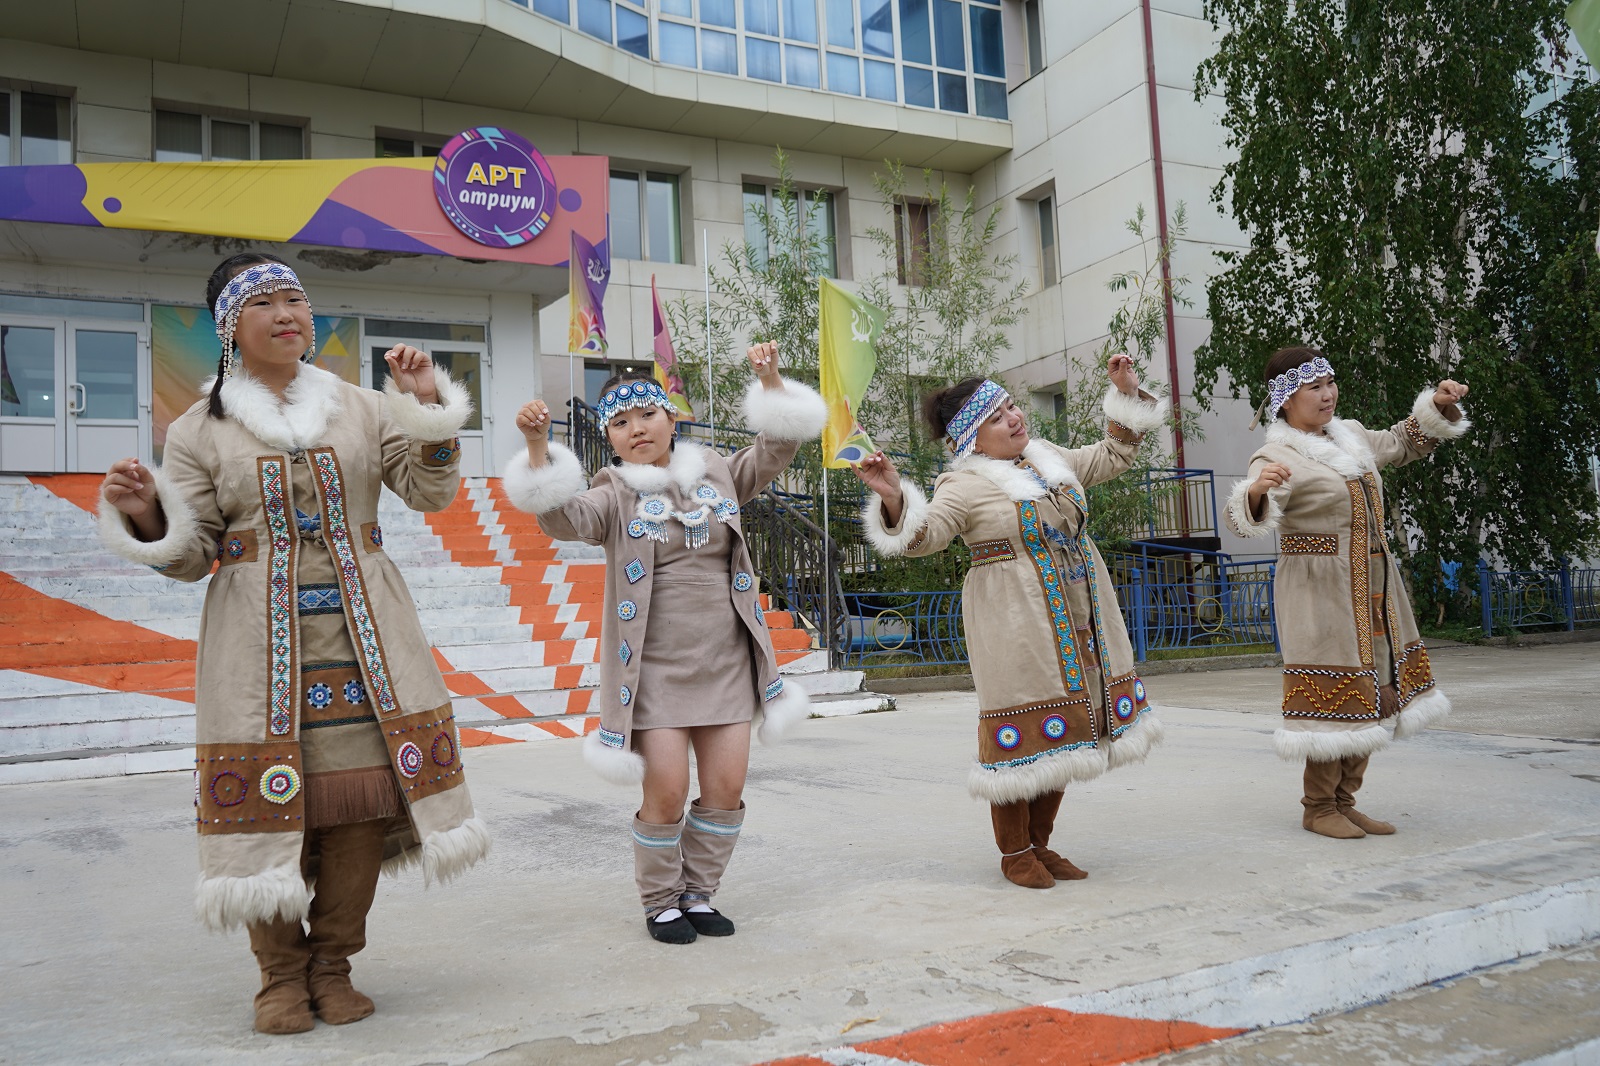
852,451,901,499
516,400,551,443
101,458,158,518
1247,461,1291,513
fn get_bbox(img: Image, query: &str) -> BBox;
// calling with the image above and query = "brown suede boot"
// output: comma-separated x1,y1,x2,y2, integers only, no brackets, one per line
1027,790,1088,880
247,917,314,1034
1302,758,1366,839
991,800,1054,888
306,820,386,1025
1336,755,1396,835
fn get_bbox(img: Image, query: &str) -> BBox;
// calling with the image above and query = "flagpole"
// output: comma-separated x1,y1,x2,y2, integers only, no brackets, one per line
567,350,576,444
704,227,714,446
822,462,831,660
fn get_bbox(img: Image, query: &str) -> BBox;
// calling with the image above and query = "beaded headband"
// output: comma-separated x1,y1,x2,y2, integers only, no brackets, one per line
945,379,1010,458
212,261,316,379
1267,355,1335,420
597,379,672,423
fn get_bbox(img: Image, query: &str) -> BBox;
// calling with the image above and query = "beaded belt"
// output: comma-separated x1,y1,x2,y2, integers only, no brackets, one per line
1280,533,1338,555
969,539,1017,566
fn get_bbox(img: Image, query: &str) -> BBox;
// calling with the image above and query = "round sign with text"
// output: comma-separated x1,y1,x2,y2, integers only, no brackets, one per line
433,127,557,248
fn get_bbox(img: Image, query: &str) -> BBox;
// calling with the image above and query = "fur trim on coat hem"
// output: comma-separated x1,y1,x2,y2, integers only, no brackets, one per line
98,464,201,570
194,862,309,932
420,817,491,886
502,442,587,514
861,478,929,556
965,744,1110,804
1102,386,1170,435
384,367,474,441
582,728,647,785
742,377,828,441
1394,687,1451,738
1273,723,1391,762
1409,388,1471,441
756,679,811,744
1224,475,1284,539
1106,709,1165,769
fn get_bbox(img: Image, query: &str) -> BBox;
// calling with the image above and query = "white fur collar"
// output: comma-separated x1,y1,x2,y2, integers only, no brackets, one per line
951,439,1082,501
1265,417,1375,478
204,362,343,452
609,440,710,495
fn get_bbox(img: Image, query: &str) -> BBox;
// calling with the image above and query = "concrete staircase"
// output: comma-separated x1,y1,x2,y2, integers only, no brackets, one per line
0,473,889,783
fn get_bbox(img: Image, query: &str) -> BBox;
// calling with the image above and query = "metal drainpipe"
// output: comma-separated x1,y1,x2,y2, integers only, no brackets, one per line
1139,0,1188,479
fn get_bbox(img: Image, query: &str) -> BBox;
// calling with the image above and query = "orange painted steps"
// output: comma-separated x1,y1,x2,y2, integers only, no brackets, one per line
423,485,497,568
28,473,103,513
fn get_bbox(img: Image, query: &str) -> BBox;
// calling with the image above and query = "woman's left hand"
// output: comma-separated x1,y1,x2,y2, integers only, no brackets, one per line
1107,353,1140,396
386,345,439,404
747,341,782,390
1433,379,1468,410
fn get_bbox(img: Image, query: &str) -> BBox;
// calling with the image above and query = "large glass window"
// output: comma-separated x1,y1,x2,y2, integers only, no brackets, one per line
899,0,932,65
746,182,839,278
0,90,72,166
0,325,55,417
825,0,855,48
895,199,935,286
1037,196,1057,289
154,109,304,162
611,170,682,264
1024,0,1044,78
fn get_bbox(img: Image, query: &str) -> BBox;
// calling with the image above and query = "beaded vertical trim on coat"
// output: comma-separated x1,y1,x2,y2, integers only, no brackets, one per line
1016,500,1085,693
311,449,398,716
1347,478,1374,669
258,458,297,737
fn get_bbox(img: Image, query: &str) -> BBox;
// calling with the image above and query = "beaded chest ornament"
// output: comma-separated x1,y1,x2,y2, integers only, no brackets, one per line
212,261,316,379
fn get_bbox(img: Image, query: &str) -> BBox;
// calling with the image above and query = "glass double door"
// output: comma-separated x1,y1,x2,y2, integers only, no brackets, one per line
0,317,149,473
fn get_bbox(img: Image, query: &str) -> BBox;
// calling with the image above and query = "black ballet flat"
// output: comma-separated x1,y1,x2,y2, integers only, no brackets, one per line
646,912,698,944
683,908,735,937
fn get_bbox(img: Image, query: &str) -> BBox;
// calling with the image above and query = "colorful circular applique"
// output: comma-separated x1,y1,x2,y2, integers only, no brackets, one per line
627,519,647,539
431,731,456,768
1133,679,1146,702
1042,714,1068,740
226,538,246,559
644,498,668,516
620,685,633,706
343,679,366,705
696,484,719,500
617,384,633,398
995,724,1022,750
734,572,753,592
260,765,301,804
1115,694,1135,721
397,742,423,779
210,770,248,807
618,600,637,621
307,683,333,709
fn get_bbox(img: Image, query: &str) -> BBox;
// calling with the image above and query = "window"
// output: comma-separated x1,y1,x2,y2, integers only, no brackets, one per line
376,134,445,158
0,89,71,166
744,182,838,277
1024,0,1045,78
610,170,682,263
1037,196,1057,288
154,109,304,162
895,200,936,286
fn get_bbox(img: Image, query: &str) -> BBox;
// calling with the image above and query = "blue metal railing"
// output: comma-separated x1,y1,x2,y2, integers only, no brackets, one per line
1478,560,1600,636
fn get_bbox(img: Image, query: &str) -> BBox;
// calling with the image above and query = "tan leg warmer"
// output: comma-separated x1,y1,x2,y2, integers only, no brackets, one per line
632,814,687,918
680,800,745,909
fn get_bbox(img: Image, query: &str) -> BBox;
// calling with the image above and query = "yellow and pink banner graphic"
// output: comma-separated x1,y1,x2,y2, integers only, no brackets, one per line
818,277,885,468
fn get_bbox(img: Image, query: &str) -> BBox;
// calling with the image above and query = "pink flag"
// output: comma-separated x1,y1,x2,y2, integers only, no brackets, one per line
567,231,609,355
651,275,694,419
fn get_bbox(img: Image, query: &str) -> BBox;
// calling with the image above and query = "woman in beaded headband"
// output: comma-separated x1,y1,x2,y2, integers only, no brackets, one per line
851,355,1172,890
97,251,486,1034
1226,345,1469,841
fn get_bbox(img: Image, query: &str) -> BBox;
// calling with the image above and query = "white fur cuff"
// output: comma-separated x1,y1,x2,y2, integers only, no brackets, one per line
502,442,587,514
756,679,811,744
582,729,646,785
1409,388,1471,441
1224,476,1283,539
1102,386,1170,436
743,377,828,441
861,478,929,556
97,464,200,570
420,817,491,886
385,367,474,441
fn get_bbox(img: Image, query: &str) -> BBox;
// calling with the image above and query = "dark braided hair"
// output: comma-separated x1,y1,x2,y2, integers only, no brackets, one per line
920,376,987,441
203,251,291,419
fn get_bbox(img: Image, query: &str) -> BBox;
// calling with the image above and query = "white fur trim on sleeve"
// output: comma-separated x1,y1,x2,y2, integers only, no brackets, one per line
582,729,647,785
501,442,587,514
861,478,930,556
742,377,828,441
1224,476,1283,539
1409,388,1471,441
194,863,309,932
384,367,474,441
1393,686,1450,738
96,464,200,570
756,678,811,744
1102,386,1171,436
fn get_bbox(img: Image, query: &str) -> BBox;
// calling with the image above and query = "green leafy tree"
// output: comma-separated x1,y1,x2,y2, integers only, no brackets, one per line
1195,0,1600,609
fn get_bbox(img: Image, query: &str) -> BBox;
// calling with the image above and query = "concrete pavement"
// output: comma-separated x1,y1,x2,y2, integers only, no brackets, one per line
0,642,1597,1065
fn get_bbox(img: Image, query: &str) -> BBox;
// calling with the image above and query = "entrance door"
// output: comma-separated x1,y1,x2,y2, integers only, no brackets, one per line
0,319,64,472
0,317,149,474
367,339,489,477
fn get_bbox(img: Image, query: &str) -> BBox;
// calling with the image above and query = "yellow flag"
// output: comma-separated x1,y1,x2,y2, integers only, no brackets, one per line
818,278,886,468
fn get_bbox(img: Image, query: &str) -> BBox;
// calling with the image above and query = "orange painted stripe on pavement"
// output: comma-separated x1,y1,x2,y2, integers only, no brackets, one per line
850,1006,1243,1066
28,473,104,513
460,727,520,747
480,694,535,719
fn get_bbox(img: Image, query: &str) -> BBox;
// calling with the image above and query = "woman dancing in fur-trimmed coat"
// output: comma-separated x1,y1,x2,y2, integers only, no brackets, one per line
503,343,826,944
851,355,1168,889
1225,346,1469,839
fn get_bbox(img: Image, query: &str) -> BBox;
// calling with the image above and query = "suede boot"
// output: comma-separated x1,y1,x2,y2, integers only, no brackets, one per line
680,801,744,936
633,814,695,943
247,917,314,1035
990,800,1054,888
1027,790,1088,880
1336,755,1395,835
1302,758,1366,839
306,820,386,1025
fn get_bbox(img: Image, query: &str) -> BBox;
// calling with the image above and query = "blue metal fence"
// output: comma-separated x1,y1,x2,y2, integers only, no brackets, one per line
1478,560,1600,636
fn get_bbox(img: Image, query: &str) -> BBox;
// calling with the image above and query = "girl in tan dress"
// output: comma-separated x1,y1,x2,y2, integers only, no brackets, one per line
98,252,489,1034
1225,346,1469,838
851,356,1168,888
503,343,826,943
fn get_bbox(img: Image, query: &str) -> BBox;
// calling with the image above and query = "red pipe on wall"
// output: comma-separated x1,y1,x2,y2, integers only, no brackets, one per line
1139,0,1188,473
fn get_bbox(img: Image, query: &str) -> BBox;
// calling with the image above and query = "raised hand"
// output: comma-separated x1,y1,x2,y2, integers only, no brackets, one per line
101,457,157,518
852,451,902,498
1248,461,1291,507
1107,353,1140,396
384,344,438,404
747,341,782,390
516,399,551,442
1433,379,1468,409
